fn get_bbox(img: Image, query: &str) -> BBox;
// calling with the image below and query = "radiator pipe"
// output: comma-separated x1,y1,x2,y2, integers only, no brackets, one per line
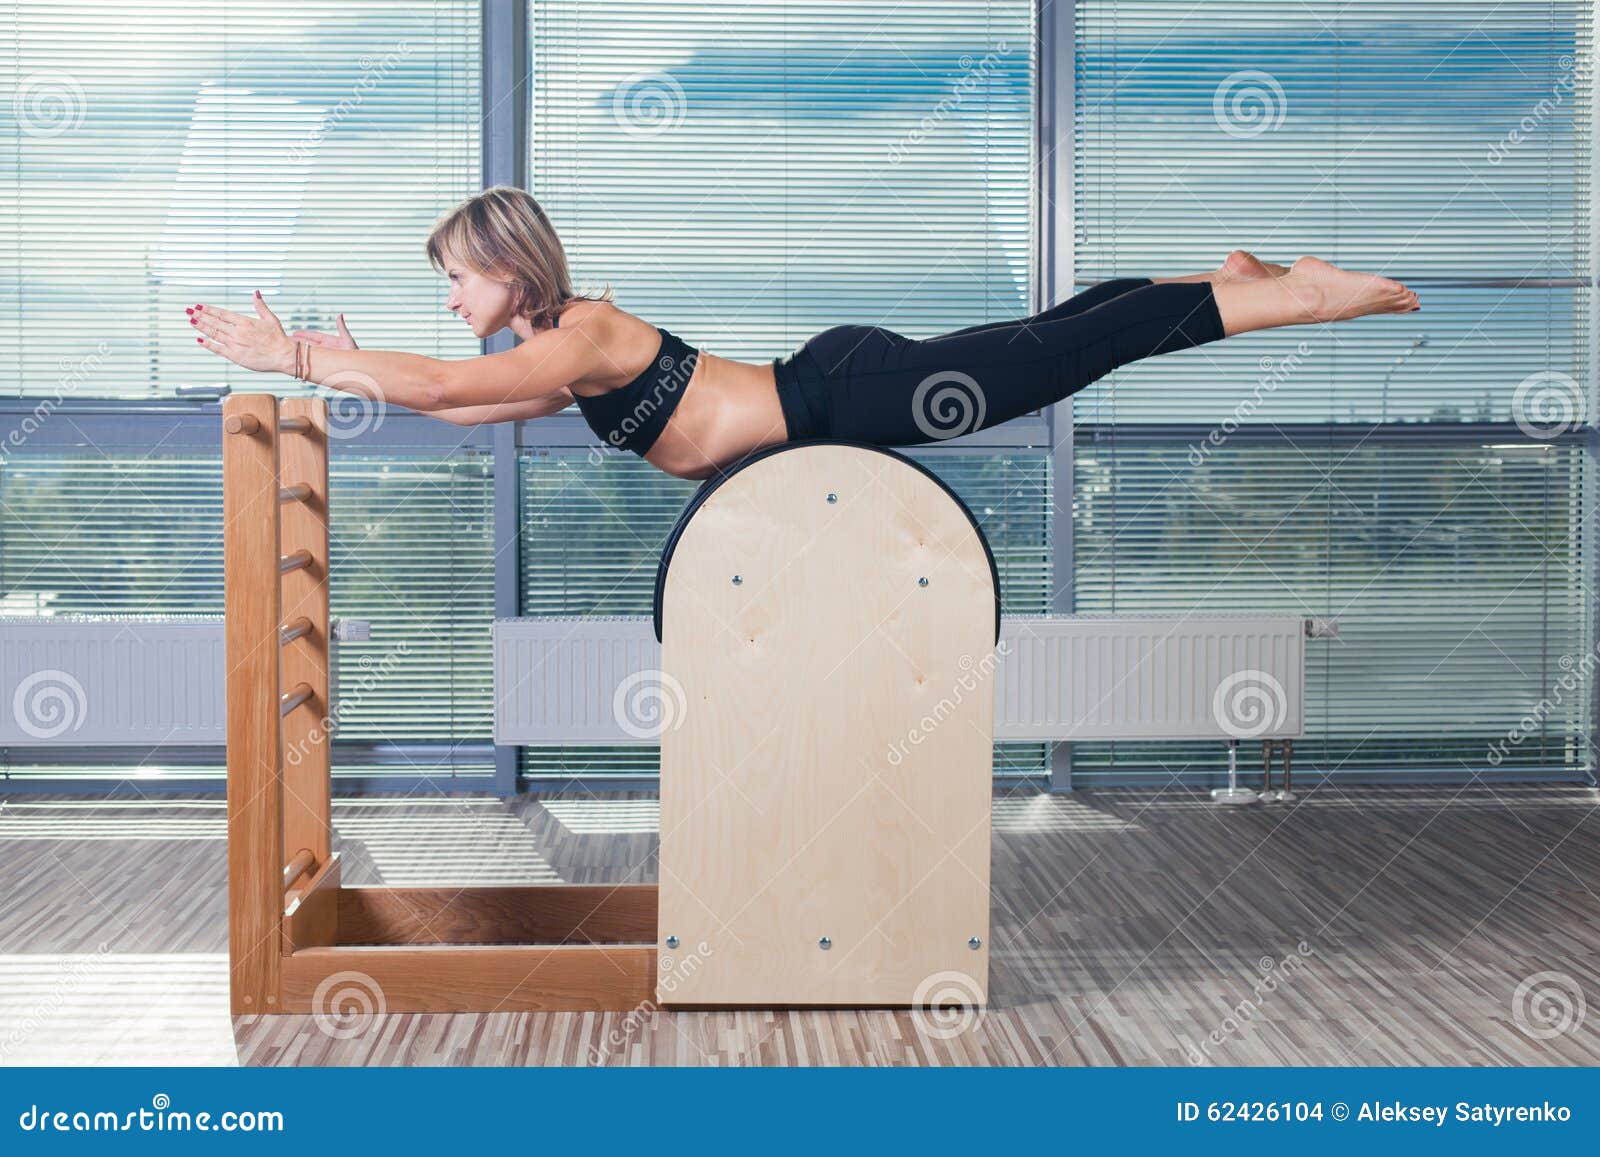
1212,739,1257,805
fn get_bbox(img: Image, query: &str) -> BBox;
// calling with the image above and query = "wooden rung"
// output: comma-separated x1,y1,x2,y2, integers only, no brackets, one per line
279,548,313,574
279,483,312,503
283,856,342,953
283,849,316,891
279,616,313,646
279,416,311,434
224,413,261,436
280,682,314,716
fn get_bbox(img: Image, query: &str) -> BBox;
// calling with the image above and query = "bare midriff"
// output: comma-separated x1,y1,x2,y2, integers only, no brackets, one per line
642,352,789,480
565,303,791,481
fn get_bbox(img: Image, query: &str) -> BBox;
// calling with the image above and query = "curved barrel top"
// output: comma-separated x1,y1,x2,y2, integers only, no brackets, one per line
652,439,1000,645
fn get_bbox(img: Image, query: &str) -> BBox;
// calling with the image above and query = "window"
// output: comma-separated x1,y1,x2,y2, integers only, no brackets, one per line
527,0,1036,353
1072,1,1594,781
0,0,481,400
519,0,1049,781
0,1,491,785
0,447,498,783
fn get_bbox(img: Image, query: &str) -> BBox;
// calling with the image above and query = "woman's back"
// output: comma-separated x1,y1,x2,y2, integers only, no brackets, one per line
555,300,785,480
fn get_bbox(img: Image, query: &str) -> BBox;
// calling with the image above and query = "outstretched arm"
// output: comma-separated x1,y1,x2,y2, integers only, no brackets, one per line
430,389,576,425
187,291,593,412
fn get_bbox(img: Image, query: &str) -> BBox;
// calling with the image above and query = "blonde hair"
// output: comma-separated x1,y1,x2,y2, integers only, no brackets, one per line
425,185,612,329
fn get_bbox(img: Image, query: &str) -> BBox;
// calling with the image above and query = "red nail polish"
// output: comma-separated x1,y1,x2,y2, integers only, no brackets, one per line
189,317,197,325
195,305,203,311
196,337,203,343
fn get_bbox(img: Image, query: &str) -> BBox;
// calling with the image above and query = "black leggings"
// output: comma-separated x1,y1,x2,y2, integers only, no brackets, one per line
771,277,1228,445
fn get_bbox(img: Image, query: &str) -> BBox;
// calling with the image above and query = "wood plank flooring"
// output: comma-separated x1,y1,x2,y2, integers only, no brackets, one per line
1,784,1597,1066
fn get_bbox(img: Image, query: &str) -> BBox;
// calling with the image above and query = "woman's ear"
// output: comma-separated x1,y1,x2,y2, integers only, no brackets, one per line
507,280,528,317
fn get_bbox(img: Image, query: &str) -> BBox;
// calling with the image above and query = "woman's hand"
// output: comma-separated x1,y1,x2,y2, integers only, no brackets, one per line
290,313,359,350
187,290,294,374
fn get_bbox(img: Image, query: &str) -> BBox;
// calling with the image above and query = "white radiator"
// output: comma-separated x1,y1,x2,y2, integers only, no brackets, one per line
491,616,668,744
995,614,1304,741
493,614,1306,744
0,616,226,745
1,613,1305,747
0,616,354,746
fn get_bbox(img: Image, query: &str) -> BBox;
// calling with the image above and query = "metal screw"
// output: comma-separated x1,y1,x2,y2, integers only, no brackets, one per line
665,935,680,949
731,574,743,585
918,576,929,587
968,936,982,950
818,936,832,950
826,492,838,503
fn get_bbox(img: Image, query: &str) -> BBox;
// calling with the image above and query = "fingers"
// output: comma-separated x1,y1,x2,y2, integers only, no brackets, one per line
190,310,238,341
203,306,249,326
252,289,280,322
196,331,234,361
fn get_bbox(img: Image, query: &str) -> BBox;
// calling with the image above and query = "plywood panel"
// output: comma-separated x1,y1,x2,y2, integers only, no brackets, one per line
657,444,994,1005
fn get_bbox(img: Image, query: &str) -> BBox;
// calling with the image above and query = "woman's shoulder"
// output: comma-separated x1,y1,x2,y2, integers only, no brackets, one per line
555,300,662,350
554,298,643,328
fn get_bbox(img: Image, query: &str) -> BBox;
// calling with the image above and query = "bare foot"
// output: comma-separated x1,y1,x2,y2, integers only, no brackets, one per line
1283,255,1419,321
1215,249,1293,283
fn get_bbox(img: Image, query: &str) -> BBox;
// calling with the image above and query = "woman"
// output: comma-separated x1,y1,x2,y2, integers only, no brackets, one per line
187,186,1419,482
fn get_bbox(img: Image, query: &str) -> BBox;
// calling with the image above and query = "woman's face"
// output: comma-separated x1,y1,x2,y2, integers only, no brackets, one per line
442,252,515,338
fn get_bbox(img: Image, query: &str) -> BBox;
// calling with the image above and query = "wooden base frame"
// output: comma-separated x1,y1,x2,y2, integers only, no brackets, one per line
223,394,657,1014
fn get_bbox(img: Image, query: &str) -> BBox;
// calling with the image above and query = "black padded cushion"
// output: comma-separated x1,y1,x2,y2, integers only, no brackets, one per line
652,439,1002,645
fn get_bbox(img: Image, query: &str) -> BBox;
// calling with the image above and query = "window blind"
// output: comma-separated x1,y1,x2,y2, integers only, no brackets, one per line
522,0,1046,781
517,448,1055,781
0,0,481,400
527,0,1037,356
1072,1,1595,781
0,449,497,781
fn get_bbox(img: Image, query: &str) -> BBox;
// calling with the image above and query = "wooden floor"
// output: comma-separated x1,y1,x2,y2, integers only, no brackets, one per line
1,783,1597,1066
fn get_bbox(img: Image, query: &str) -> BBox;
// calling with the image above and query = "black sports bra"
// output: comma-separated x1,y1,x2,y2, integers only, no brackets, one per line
561,307,699,457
